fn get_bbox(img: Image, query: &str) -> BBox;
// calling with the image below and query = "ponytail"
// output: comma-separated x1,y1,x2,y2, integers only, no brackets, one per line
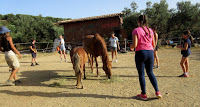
138,15,151,38
189,35,194,44
183,30,193,44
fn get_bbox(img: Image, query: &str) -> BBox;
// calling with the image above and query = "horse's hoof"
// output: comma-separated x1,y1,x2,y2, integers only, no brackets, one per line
84,77,86,79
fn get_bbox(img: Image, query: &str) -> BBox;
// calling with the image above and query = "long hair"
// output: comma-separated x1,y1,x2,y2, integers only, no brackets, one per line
72,53,81,76
138,15,151,38
183,30,193,44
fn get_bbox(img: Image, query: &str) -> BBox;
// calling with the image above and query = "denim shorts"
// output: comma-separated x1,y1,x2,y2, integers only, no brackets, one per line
31,53,36,58
60,45,66,50
110,46,117,51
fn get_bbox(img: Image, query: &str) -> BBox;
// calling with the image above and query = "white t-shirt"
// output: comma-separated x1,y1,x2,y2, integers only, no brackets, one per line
109,37,119,48
60,38,65,45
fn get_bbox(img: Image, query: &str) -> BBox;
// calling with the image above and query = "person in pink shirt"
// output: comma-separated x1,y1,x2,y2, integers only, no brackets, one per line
130,15,162,100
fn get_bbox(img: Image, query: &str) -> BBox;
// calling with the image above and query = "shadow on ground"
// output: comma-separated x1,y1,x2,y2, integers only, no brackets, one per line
0,90,131,99
16,70,75,87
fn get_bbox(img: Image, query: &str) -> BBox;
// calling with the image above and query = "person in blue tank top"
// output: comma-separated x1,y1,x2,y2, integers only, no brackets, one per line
177,30,193,77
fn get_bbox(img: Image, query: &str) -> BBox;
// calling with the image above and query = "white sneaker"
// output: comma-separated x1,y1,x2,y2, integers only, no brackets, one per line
4,80,15,86
112,60,114,63
115,60,118,62
61,61,62,63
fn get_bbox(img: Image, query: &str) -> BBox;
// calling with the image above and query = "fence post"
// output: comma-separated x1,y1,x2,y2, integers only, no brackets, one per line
124,38,126,51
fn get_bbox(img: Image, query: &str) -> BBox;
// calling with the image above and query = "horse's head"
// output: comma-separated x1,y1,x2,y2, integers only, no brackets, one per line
103,61,112,79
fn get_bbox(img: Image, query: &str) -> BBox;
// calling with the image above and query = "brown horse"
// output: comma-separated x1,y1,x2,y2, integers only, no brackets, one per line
83,34,112,79
70,47,88,89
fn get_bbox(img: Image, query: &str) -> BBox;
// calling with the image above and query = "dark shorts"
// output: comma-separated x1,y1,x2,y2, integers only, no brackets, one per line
110,46,117,51
181,50,191,57
155,45,158,51
31,53,36,58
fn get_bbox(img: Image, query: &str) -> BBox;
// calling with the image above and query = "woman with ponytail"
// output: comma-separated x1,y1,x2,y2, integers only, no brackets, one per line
177,30,193,77
130,15,162,100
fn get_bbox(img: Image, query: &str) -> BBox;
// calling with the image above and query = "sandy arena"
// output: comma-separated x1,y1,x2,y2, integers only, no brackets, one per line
0,48,199,107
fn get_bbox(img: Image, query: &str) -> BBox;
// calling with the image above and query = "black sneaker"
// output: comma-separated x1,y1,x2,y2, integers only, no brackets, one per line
14,80,22,85
35,63,39,65
31,63,35,66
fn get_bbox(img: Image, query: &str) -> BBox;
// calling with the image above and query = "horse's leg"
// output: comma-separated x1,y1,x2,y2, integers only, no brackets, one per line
95,57,100,77
77,70,83,89
83,64,86,79
91,56,94,73
88,54,94,73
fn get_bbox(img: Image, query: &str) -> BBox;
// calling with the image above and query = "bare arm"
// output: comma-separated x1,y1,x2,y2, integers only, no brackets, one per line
7,36,22,58
177,42,188,50
117,41,120,50
0,40,4,52
179,43,188,50
130,34,138,49
155,33,158,46
152,35,156,49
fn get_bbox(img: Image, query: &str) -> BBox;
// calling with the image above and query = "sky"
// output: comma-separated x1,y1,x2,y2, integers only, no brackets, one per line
0,0,199,19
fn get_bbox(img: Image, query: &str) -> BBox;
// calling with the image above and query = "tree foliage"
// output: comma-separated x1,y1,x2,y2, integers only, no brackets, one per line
122,1,200,40
0,14,67,43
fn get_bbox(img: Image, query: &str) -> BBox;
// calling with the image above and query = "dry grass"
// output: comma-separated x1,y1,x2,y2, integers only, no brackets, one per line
0,48,200,107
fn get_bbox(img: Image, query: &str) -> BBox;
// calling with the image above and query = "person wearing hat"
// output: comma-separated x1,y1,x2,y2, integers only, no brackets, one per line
0,26,22,86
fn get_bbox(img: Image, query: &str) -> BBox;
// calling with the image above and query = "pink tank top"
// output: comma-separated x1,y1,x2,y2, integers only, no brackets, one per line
132,27,154,51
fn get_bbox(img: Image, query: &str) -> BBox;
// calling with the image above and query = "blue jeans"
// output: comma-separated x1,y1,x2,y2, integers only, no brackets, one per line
135,50,159,94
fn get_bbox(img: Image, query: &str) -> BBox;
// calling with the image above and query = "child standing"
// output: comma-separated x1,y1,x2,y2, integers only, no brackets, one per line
30,39,39,66
109,32,120,62
59,35,67,62
177,31,193,77
0,26,22,86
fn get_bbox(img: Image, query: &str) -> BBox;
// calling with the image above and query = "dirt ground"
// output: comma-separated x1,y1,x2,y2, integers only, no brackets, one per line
0,48,200,107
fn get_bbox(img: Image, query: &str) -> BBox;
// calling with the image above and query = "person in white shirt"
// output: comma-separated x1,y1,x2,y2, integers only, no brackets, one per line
109,32,120,62
58,35,67,62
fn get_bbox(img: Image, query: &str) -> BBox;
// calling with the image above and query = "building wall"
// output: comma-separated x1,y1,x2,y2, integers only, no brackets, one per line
63,16,126,43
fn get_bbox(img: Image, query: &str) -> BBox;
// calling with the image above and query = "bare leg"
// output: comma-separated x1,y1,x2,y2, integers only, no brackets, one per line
9,68,19,80
63,50,67,61
34,58,37,63
60,50,63,62
154,51,159,66
111,50,114,61
32,58,34,63
185,58,189,73
180,57,187,73
114,50,117,61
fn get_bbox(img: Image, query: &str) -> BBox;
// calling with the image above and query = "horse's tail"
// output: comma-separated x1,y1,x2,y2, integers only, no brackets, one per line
72,53,81,75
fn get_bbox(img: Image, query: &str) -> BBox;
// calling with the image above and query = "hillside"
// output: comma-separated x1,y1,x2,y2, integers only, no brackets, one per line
0,14,70,43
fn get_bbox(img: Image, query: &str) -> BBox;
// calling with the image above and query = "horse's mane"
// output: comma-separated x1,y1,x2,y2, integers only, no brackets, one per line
93,33,108,59
94,34,111,70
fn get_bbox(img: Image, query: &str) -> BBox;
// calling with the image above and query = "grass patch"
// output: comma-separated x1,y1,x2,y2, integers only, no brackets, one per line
99,76,122,84
49,82,62,87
